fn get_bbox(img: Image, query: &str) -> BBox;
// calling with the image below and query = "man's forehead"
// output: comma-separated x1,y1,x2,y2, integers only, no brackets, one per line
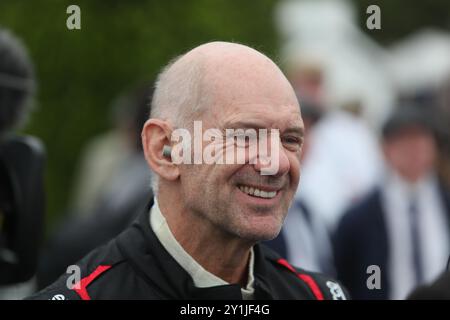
204,103,303,131
204,70,297,108
197,45,297,108
170,42,300,130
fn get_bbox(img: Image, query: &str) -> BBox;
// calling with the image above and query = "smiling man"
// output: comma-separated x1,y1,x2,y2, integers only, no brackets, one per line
29,42,346,300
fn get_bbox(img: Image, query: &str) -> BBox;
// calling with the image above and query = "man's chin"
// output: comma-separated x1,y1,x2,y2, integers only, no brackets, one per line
234,221,283,242
241,231,281,243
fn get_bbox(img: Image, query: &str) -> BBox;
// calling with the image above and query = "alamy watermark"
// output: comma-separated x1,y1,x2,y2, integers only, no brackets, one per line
66,5,81,30
66,264,81,289
366,5,381,30
366,264,381,290
65,4,380,31
168,121,282,175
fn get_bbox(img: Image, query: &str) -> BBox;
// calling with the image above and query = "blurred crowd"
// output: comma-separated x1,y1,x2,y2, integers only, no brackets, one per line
1,0,450,299
265,0,450,300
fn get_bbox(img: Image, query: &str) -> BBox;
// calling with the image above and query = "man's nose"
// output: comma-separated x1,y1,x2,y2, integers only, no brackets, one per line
276,146,291,176
253,140,290,177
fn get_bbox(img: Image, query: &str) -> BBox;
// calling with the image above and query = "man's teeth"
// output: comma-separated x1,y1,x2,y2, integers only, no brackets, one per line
238,185,277,199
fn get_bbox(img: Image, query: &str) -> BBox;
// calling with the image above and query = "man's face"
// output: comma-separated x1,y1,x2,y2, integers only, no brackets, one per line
178,96,303,242
383,125,437,183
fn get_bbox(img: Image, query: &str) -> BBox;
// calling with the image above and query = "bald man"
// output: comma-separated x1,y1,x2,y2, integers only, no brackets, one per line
29,42,347,300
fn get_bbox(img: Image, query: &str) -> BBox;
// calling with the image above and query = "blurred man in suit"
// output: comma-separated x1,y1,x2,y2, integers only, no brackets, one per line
333,105,450,299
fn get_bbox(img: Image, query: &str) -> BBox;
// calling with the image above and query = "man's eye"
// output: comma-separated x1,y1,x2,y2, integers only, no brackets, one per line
282,136,302,150
282,136,300,144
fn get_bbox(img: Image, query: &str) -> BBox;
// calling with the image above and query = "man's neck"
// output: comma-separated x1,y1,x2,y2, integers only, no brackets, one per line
157,193,253,286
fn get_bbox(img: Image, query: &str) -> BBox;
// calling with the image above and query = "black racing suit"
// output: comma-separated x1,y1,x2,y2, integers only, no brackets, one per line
28,203,348,300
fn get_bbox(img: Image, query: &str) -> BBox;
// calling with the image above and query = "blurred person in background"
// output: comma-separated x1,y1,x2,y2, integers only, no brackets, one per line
36,84,153,289
276,0,387,231
266,7,385,269
437,76,450,191
333,104,450,299
384,28,450,194
265,45,382,275
68,90,149,216
298,102,383,231
0,28,44,299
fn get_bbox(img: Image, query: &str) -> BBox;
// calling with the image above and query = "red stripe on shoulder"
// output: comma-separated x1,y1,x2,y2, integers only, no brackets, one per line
71,265,112,300
277,258,324,300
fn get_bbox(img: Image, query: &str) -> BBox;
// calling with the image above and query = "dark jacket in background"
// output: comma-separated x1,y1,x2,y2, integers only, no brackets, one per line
407,271,450,299
333,187,450,299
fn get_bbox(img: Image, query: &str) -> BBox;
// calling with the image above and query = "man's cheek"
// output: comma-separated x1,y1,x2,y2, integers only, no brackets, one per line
289,158,301,185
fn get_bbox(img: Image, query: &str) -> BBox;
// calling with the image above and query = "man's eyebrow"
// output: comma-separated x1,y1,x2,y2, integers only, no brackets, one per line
223,120,305,137
223,120,267,130
284,126,305,138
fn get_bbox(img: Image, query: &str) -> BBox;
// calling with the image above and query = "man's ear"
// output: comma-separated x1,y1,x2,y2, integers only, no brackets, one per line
141,119,180,182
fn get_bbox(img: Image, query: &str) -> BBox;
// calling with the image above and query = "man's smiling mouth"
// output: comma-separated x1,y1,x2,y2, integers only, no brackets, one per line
237,184,278,199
